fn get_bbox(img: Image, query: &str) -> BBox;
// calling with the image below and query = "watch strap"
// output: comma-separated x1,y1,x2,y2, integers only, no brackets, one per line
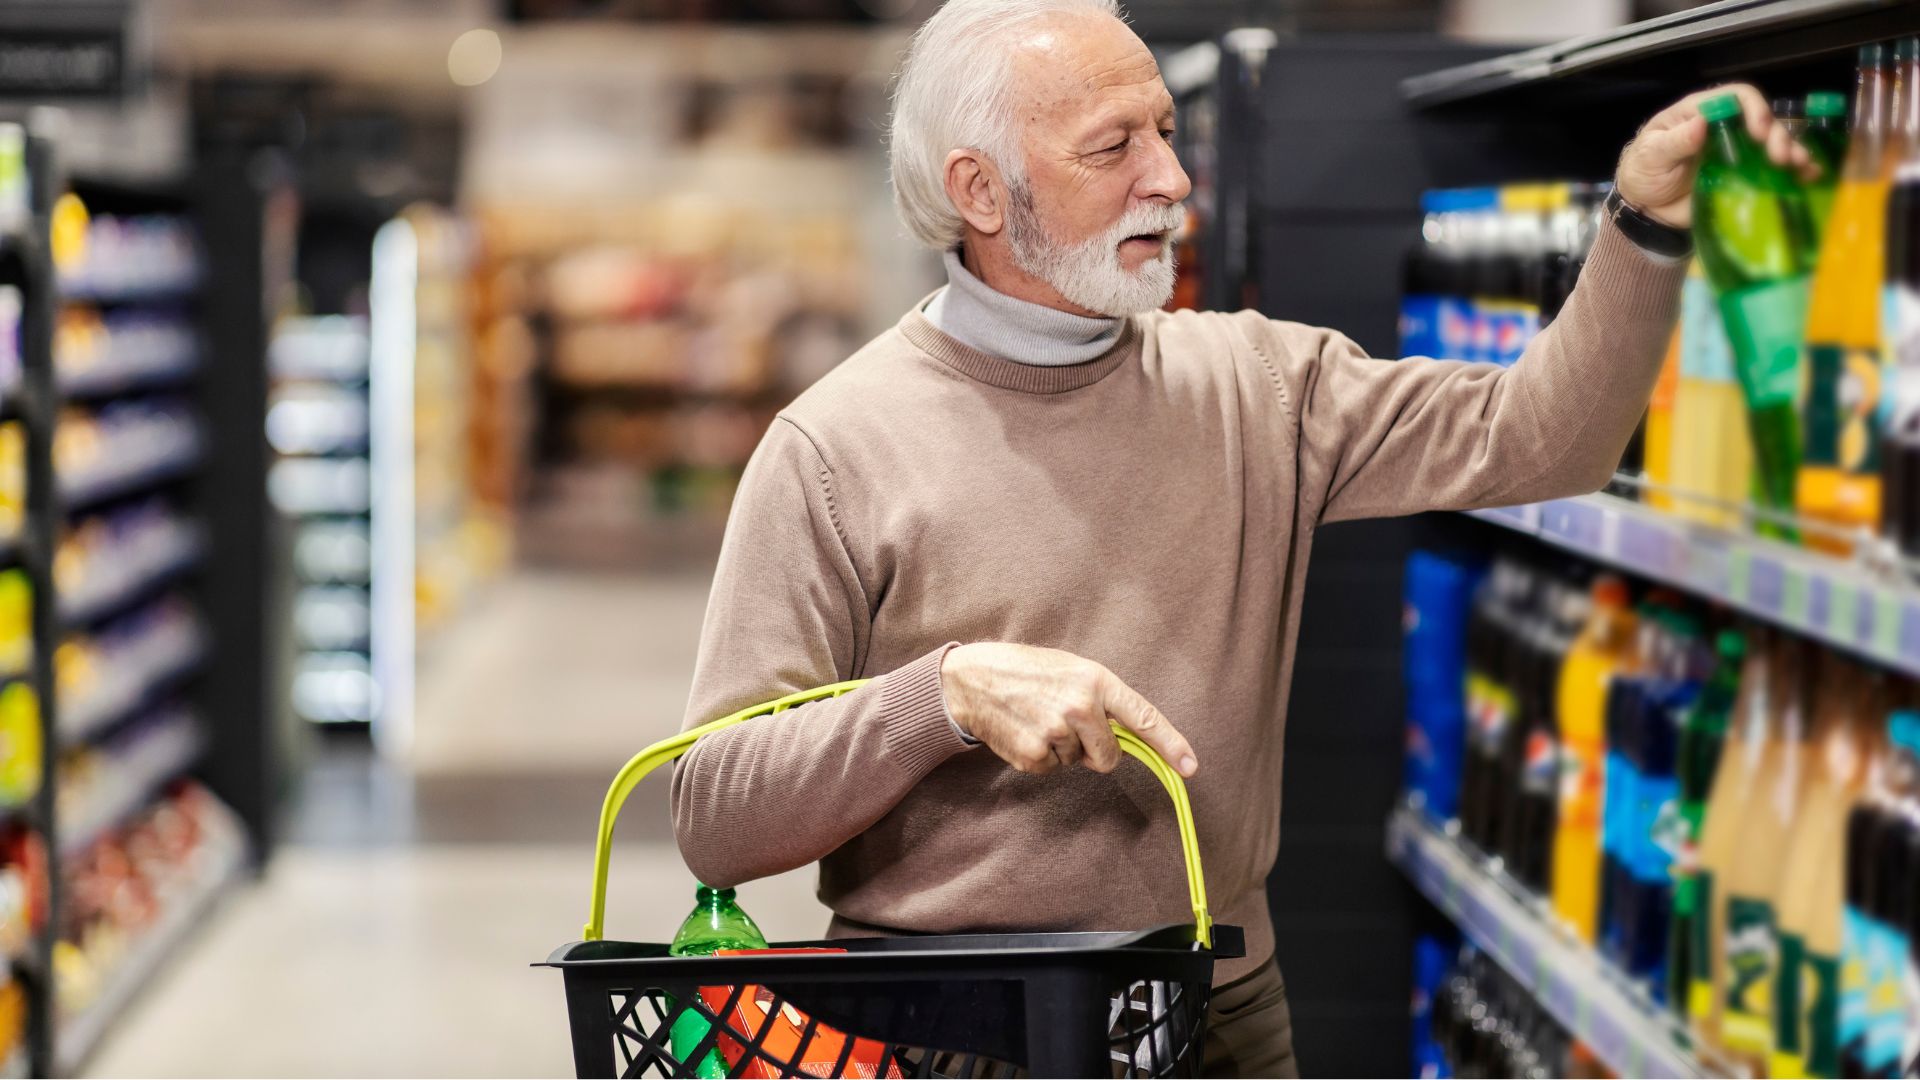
1604,187,1692,260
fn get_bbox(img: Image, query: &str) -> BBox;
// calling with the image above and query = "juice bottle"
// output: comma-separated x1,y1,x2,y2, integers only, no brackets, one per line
1839,713,1893,1078
1864,712,1920,1077
1670,262,1758,527
1670,629,1745,1015
1799,43,1896,551
1644,328,1682,508
1693,92,1817,536
1720,637,1812,1071
1802,92,1851,239
1772,658,1875,1078
1692,629,1773,1044
1552,576,1635,942
1883,45,1920,558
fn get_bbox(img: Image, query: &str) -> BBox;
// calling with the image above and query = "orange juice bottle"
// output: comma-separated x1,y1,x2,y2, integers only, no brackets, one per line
1799,43,1896,550
1550,576,1635,943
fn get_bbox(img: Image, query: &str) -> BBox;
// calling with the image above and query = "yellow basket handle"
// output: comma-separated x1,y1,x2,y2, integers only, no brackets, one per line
583,680,1213,949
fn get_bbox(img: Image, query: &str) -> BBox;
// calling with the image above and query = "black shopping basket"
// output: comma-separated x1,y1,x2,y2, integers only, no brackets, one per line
541,681,1245,1079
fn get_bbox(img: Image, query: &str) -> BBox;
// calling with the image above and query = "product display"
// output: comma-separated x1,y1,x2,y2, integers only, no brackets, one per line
1425,942,1585,1079
1406,548,1920,1075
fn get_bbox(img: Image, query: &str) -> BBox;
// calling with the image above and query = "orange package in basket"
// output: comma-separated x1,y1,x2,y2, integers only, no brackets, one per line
700,949,904,1079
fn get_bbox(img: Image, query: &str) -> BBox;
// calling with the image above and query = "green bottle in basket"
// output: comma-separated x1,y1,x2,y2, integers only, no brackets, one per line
669,885,767,1078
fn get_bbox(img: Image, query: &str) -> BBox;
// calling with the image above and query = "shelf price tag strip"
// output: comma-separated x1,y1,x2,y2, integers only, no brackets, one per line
1386,806,1709,1079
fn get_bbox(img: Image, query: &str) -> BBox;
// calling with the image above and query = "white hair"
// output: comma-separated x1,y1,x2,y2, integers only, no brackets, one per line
888,0,1125,250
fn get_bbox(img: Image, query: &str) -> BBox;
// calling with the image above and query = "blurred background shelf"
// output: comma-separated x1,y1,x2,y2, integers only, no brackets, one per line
1387,805,1721,1079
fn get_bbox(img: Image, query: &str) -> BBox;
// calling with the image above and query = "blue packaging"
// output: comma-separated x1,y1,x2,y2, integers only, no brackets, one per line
1403,550,1485,822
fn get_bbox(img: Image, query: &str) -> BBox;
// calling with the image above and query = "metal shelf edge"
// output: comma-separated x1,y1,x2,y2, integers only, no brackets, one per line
1385,805,1716,1078
1462,492,1920,677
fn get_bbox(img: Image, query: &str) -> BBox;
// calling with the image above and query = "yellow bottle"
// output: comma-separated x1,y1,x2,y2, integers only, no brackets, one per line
1645,327,1681,508
1550,576,1635,943
1693,630,1773,1045
1798,43,1895,549
1671,263,1757,527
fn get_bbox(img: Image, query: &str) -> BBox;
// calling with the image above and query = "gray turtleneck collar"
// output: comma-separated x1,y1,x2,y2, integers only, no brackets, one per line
922,248,1123,366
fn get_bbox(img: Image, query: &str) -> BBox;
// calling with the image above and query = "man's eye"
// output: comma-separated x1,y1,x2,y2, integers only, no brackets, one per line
1160,129,1176,143
1102,140,1128,154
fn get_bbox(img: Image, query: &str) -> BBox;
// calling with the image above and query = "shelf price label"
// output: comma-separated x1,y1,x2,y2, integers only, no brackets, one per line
1685,536,1732,597
1544,500,1604,550
1808,575,1830,634
1616,516,1674,576
1746,555,1784,615
1901,603,1920,669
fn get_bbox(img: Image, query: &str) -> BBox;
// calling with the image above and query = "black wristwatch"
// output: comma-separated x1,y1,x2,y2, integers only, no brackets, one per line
1604,187,1692,260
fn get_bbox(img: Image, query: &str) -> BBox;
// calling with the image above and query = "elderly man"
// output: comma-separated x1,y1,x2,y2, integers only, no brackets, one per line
671,0,1806,1074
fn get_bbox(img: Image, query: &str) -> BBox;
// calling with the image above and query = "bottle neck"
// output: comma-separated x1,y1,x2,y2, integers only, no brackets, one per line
1855,60,1891,178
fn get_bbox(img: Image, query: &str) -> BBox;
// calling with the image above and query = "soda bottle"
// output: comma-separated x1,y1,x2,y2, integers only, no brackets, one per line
1864,713,1920,1077
1671,260,1758,528
1693,92,1817,536
1839,715,1892,1079
1622,610,1703,995
1803,92,1851,239
1882,43,1920,558
1799,43,1898,552
1552,576,1635,942
1669,629,1745,1015
669,884,769,1078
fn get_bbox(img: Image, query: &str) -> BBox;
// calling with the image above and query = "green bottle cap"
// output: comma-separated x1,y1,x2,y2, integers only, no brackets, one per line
1897,37,1919,62
1861,42,1887,67
1715,628,1746,659
1806,91,1847,118
1700,94,1743,123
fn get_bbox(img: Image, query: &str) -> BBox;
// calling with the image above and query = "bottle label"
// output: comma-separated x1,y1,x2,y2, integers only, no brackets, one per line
1688,870,1718,1023
1520,729,1558,795
1892,283,1920,432
1864,920,1908,1074
1400,294,1444,358
1803,948,1842,1079
1634,774,1680,878
1724,895,1780,1054
1558,737,1604,830
1719,277,1811,407
1683,275,1739,384
1801,342,1883,473
1774,930,1808,1076
1841,906,1873,1067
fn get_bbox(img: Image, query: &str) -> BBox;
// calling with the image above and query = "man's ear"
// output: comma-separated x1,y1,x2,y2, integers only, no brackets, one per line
943,148,1006,237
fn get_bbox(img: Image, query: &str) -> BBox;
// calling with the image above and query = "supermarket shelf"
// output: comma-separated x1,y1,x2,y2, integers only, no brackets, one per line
1386,805,1724,1078
1464,491,1920,677
58,722,204,860
58,276,202,307
60,632,207,748
59,530,205,628
60,356,199,401
60,443,202,512
1401,0,1920,107
54,821,244,1074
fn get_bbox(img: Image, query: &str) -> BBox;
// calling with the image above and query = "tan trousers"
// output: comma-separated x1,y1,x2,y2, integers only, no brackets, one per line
1201,957,1299,1079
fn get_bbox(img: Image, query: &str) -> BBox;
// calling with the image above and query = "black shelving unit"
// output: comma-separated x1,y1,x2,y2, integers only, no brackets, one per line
0,109,294,1076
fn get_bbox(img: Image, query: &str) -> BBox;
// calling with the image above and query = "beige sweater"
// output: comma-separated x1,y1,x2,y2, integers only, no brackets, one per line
671,220,1685,983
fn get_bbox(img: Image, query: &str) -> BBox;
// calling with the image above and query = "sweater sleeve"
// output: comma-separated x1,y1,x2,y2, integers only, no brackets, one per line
1292,218,1686,525
669,417,974,888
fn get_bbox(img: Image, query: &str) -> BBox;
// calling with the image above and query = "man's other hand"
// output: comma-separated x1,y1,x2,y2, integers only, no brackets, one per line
940,642,1199,778
1615,81,1812,230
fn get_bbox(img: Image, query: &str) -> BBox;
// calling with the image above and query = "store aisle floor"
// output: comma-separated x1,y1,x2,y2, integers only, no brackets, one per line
88,570,832,1078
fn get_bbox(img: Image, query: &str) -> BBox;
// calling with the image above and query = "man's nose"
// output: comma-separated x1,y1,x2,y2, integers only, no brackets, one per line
1140,136,1193,204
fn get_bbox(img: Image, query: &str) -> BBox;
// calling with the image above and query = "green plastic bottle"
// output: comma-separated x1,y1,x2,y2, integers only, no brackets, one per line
669,885,768,1078
1669,628,1745,1015
1803,91,1852,239
1693,92,1817,537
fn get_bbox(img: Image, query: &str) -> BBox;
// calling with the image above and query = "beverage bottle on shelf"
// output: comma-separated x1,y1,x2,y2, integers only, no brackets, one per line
1863,712,1920,1078
1883,45,1920,560
1670,629,1746,1015
1721,637,1812,1071
1773,657,1876,1079
1693,91,1817,535
1779,96,1809,141
1461,562,1529,853
1402,192,1456,359
1621,609,1703,993
1510,584,1583,891
668,884,768,1078
1600,600,1681,968
1839,709,1894,1079
1671,260,1759,527
1644,325,1683,508
1692,629,1772,1044
1404,550,1485,823
1804,92,1852,240
1551,576,1635,941
1800,42,1899,552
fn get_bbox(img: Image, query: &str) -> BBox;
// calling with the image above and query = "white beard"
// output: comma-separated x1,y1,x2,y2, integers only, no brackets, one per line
1004,187,1184,317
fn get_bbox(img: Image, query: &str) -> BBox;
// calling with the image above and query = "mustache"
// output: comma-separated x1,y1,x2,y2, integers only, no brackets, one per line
1106,202,1186,243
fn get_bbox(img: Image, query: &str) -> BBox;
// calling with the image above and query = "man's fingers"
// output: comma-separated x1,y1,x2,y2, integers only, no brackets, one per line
1097,669,1198,777
1068,712,1122,773
1765,121,1795,168
1643,116,1706,165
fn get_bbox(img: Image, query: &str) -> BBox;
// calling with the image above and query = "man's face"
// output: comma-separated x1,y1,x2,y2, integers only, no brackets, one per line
999,12,1192,314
